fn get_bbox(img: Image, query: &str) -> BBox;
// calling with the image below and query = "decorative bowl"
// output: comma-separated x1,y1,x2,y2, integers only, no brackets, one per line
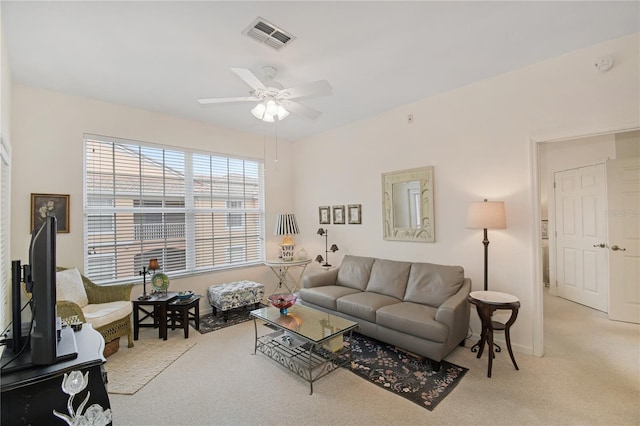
177,290,194,300
268,293,298,314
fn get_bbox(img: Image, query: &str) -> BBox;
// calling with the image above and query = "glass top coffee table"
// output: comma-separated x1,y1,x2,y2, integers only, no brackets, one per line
250,303,358,395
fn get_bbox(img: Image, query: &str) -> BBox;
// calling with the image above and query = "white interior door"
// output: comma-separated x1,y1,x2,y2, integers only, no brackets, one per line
554,164,608,312
607,157,640,324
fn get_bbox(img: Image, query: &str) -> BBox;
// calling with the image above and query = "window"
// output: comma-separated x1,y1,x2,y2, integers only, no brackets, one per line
226,200,244,228
84,134,265,284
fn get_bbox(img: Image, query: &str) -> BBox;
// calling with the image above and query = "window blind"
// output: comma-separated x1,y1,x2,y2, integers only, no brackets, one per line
84,134,265,284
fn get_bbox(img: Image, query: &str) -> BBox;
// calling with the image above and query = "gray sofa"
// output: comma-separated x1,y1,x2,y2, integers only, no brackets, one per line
299,255,470,369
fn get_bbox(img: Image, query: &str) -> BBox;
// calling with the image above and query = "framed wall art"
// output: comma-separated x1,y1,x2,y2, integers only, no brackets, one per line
348,204,362,224
31,193,70,233
319,206,331,224
332,205,345,224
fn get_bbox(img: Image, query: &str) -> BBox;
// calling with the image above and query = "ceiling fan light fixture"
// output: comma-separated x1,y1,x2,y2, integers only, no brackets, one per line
262,112,275,123
251,102,266,119
276,105,289,120
265,99,278,115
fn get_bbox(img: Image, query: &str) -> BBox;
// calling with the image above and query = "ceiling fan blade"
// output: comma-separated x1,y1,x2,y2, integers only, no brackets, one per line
278,80,332,100
280,100,322,120
231,67,266,91
197,96,260,105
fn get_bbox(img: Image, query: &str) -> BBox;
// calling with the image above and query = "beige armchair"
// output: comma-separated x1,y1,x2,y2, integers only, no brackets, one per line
56,267,134,349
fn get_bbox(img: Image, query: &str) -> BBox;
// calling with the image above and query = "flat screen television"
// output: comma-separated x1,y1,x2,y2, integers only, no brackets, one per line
1,216,77,373
28,215,59,365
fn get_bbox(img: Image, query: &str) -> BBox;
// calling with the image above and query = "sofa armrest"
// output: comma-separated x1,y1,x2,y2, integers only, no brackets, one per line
435,278,471,345
56,300,87,323
302,268,339,288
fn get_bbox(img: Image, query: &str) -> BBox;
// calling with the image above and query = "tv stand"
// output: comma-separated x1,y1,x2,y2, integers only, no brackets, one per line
0,326,78,374
1,324,111,425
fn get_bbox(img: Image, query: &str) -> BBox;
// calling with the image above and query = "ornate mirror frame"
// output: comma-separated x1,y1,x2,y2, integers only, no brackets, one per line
382,166,435,242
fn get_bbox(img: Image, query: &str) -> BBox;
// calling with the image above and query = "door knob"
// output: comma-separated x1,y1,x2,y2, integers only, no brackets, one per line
593,243,606,248
610,245,627,251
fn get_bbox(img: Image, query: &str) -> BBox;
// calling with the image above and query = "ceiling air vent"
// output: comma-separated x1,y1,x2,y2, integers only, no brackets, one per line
243,17,296,51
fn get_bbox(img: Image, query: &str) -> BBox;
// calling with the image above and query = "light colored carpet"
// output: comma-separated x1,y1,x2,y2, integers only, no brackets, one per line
108,291,639,425
104,338,196,395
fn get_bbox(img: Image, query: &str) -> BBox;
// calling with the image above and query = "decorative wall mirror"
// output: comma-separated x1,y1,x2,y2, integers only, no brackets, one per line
382,166,435,242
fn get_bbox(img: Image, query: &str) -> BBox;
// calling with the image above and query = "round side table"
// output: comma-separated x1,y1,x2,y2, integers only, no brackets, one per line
468,290,520,378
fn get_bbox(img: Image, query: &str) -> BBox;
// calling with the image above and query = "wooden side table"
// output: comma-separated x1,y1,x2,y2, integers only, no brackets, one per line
468,291,520,378
133,291,178,340
167,295,201,338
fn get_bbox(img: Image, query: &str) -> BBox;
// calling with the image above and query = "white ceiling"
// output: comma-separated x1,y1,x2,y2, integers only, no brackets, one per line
2,1,638,142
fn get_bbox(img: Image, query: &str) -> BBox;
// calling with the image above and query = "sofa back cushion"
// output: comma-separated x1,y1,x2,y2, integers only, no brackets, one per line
365,258,411,299
336,255,375,291
404,262,464,308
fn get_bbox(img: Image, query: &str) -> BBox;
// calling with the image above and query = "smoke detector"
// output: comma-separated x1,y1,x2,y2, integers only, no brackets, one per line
593,56,613,72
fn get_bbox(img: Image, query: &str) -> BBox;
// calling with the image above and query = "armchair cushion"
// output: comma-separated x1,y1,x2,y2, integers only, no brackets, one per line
56,268,89,308
83,301,133,329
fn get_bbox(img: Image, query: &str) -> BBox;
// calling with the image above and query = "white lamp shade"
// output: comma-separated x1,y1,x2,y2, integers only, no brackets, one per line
466,201,506,229
251,103,266,119
265,99,278,115
277,105,289,120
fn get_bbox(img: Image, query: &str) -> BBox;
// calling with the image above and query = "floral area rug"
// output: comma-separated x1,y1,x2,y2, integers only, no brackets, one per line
335,332,467,411
197,303,267,334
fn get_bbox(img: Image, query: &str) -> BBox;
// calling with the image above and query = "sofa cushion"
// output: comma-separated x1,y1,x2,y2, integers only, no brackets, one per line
299,286,361,311
336,292,400,323
365,258,411,299
56,268,89,308
82,301,132,329
404,263,465,308
336,255,375,291
376,302,448,343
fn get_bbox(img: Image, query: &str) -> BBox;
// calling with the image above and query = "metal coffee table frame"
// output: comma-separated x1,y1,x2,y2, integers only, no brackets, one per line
250,304,358,395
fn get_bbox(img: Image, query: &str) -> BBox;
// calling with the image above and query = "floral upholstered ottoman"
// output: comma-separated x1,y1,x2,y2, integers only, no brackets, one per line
207,281,265,322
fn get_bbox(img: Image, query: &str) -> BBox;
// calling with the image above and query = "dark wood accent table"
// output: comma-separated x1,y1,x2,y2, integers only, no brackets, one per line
167,295,201,338
133,292,178,340
468,291,520,378
1,324,111,425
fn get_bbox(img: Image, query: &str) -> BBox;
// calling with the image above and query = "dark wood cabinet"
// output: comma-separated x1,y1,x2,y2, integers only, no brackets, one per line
1,324,111,425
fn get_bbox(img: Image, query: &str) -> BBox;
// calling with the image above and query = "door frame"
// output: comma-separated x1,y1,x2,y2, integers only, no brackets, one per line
529,124,639,357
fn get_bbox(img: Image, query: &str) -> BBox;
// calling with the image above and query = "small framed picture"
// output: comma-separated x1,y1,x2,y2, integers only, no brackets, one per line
332,205,345,224
348,204,362,224
31,193,70,233
541,220,549,239
319,206,331,224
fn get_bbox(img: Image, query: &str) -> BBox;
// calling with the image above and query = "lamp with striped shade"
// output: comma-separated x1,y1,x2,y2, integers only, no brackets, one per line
274,213,300,261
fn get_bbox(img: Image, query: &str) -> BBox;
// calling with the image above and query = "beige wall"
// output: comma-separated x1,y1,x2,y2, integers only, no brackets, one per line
8,30,640,353
291,33,640,356
10,85,294,302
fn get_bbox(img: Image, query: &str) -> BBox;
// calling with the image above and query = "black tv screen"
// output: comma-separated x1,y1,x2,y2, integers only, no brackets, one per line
28,215,57,365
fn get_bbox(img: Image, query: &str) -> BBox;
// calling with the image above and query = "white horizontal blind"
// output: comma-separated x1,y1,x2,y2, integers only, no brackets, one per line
84,135,264,284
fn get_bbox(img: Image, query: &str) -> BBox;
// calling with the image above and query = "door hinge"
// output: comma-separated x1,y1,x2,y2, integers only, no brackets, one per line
553,181,556,189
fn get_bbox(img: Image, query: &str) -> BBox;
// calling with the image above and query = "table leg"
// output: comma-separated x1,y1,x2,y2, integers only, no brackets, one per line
159,304,168,340
133,305,140,340
182,307,189,338
486,324,494,378
252,318,258,355
194,302,200,331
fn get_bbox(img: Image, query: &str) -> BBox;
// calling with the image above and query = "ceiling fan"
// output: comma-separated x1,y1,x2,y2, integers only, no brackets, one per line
197,66,332,122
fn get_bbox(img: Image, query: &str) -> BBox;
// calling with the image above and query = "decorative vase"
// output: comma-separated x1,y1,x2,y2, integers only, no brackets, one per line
297,248,308,259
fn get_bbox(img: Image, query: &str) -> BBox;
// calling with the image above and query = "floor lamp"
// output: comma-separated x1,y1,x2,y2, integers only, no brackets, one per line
466,199,507,291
